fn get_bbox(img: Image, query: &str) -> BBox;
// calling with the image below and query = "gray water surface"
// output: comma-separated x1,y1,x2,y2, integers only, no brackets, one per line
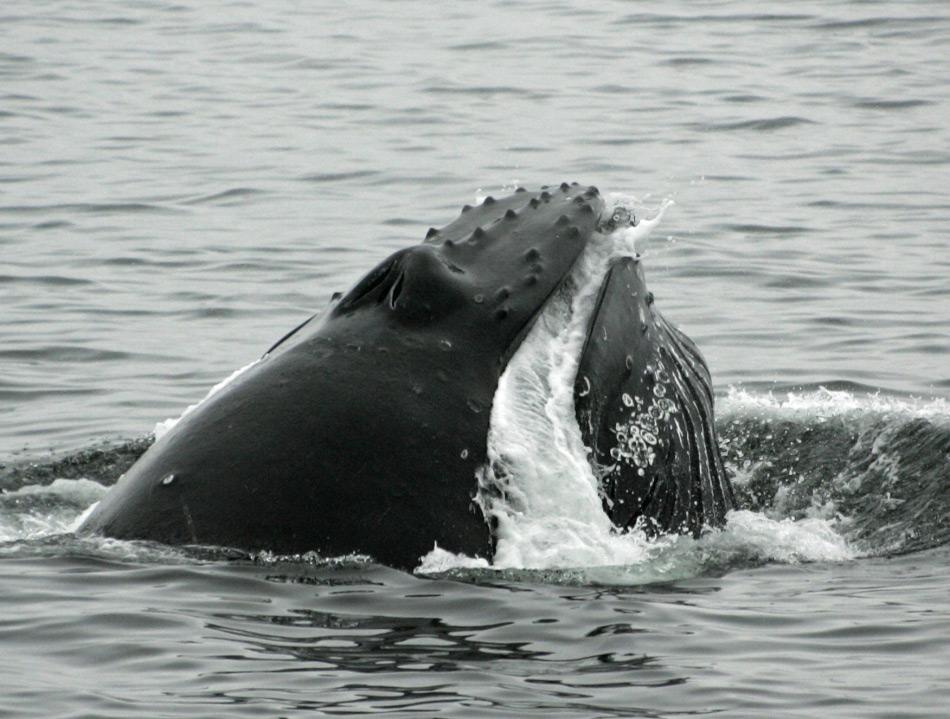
2,1,949,716
4,0,948,455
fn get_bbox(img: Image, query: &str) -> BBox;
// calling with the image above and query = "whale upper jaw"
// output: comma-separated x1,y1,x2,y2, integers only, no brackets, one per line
76,184,610,567
318,182,608,373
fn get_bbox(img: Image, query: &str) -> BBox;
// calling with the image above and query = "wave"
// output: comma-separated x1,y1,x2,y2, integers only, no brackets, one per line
0,201,181,216
692,116,816,132
719,386,950,557
179,187,266,206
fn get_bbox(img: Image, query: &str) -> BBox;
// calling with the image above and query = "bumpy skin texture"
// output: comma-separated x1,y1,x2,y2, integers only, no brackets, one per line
80,183,604,568
574,258,736,535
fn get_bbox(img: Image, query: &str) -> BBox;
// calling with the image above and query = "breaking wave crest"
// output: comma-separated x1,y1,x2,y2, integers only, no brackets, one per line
720,386,950,558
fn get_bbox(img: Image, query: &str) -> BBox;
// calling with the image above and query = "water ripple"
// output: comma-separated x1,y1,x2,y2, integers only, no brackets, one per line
693,116,817,132
2,2,950,712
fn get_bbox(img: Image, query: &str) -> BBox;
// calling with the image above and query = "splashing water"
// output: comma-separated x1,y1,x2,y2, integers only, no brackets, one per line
718,385,950,558
153,359,261,440
475,196,671,569
720,385,950,422
420,195,855,576
0,478,109,543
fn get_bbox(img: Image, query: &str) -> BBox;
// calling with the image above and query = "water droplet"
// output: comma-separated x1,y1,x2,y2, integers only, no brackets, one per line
160,473,176,486
622,393,634,407
460,448,469,459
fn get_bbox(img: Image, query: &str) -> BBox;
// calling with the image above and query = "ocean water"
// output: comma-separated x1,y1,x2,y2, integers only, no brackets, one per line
2,1,949,716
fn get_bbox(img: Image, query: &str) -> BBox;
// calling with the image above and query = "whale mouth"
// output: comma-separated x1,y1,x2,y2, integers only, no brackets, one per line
503,199,641,363
488,192,638,372
476,195,674,569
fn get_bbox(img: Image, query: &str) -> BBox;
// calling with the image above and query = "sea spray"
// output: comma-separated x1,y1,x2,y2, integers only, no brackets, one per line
719,386,950,557
420,195,857,576
475,196,672,569
0,478,109,542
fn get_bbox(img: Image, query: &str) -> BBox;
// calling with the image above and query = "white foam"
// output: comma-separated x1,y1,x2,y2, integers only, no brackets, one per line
713,509,854,563
417,510,853,583
0,478,110,542
416,543,491,573
153,358,261,440
3,477,108,500
720,385,950,422
472,198,671,570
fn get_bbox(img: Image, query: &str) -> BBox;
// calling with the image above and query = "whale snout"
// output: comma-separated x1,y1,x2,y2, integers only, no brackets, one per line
330,183,606,359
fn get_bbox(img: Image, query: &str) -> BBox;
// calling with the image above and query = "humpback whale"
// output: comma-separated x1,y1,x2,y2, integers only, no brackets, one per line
79,184,735,568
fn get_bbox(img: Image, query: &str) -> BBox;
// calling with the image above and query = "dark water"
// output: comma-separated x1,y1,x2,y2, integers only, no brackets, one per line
3,548,949,718
2,1,950,716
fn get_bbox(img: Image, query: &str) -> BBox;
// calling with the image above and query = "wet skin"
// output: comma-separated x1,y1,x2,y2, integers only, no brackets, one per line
80,184,734,568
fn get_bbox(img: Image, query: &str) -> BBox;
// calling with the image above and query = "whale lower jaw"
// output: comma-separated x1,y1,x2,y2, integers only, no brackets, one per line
478,205,734,565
